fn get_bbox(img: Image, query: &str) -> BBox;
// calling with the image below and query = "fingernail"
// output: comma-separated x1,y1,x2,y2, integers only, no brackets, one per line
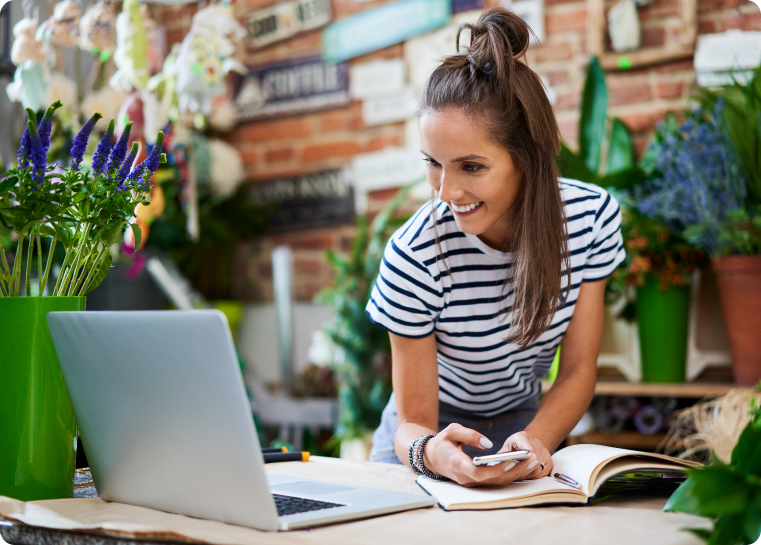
503,462,517,471
479,437,493,449
527,461,539,470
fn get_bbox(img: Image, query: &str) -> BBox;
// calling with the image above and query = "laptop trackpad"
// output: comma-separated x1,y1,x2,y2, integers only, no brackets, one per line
271,481,355,496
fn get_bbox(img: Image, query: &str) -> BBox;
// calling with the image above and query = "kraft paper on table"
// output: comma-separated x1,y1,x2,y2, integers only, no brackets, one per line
0,457,710,545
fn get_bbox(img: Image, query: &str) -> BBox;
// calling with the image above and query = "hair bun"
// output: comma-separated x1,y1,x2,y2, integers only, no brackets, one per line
460,7,532,72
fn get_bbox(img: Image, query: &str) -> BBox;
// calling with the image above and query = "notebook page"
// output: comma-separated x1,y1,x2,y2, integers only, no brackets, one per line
417,474,573,509
551,444,642,496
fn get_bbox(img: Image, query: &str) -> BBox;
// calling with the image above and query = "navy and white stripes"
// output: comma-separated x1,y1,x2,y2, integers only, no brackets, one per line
365,178,625,417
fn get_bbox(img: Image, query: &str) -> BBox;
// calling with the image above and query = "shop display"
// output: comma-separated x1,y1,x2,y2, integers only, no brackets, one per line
245,0,332,50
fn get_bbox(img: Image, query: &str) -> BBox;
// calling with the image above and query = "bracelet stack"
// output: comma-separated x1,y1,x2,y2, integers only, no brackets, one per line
408,434,450,481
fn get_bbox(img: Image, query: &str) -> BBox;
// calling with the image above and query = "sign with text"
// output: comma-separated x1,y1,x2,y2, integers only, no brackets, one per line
235,56,350,122
361,89,418,126
246,0,332,49
349,59,407,100
321,0,451,63
249,170,355,232
453,0,484,14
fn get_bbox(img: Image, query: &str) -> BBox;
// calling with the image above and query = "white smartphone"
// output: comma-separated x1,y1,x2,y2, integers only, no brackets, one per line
472,449,532,466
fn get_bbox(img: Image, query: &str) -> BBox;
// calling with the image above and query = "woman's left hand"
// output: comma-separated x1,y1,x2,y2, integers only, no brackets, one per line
499,431,553,480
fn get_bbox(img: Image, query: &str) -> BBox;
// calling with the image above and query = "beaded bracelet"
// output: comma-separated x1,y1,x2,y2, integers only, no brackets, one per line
408,436,424,474
416,434,450,481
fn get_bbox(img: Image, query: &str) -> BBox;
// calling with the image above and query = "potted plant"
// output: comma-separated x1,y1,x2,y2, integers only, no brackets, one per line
635,101,760,385
0,101,164,501
316,186,412,459
609,205,706,383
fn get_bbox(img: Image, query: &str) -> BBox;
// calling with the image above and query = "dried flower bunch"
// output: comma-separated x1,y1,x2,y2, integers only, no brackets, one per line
0,101,165,297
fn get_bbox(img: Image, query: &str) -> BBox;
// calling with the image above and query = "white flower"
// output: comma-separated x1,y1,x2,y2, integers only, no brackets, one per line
208,138,244,199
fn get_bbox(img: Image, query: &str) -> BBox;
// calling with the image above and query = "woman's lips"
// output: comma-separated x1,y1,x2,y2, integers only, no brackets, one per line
450,201,483,216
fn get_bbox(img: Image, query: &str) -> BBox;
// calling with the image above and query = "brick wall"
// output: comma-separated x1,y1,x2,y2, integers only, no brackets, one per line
155,0,760,302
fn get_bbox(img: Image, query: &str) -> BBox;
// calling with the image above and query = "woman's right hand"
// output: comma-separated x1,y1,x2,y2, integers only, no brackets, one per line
423,423,537,487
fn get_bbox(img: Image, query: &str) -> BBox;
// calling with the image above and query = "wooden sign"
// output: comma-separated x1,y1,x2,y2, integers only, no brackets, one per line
235,56,350,122
321,0,451,63
349,59,406,100
246,0,332,50
249,170,355,233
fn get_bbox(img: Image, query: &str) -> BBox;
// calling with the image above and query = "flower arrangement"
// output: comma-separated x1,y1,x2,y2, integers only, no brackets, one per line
634,103,756,257
0,101,165,297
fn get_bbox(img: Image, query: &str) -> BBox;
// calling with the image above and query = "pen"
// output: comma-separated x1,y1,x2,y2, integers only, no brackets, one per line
261,447,289,454
553,473,581,489
263,451,310,463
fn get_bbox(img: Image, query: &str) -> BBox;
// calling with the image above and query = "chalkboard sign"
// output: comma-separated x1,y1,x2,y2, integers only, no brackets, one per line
235,56,350,122
249,170,355,233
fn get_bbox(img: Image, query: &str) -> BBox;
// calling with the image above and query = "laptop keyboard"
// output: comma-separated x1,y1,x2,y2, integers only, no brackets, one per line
273,494,345,516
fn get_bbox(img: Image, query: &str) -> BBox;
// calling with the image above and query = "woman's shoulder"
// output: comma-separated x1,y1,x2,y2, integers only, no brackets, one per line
559,178,620,217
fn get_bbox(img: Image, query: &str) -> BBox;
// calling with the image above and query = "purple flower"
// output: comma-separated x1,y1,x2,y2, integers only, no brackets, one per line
125,164,146,190
105,122,132,175
116,142,139,191
91,119,115,176
38,101,62,161
142,132,164,177
24,110,47,185
17,126,31,170
69,113,102,170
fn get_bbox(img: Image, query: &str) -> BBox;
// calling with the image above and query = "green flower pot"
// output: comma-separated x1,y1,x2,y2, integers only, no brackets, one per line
0,296,85,500
636,277,690,383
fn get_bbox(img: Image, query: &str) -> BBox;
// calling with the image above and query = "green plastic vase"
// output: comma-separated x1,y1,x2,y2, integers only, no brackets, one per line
0,296,85,501
636,277,690,383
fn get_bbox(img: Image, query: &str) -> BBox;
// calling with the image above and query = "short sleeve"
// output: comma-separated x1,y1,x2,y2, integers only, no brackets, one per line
583,190,626,282
365,237,442,338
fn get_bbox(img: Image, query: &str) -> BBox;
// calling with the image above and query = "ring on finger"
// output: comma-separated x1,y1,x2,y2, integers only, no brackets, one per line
540,462,545,471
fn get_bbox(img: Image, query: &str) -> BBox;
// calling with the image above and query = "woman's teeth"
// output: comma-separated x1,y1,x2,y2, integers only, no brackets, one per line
451,201,483,213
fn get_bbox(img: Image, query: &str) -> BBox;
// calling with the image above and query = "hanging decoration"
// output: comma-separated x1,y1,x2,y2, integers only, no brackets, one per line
79,1,117,60
170,2,247,117
37,0,82,48
6,17,51,111
112,0,149,92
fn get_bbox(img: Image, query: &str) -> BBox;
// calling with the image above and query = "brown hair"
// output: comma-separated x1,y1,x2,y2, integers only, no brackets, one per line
422,6,570,348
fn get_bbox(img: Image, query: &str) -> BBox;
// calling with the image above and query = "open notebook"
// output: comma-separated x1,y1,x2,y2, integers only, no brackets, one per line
417,444,700,510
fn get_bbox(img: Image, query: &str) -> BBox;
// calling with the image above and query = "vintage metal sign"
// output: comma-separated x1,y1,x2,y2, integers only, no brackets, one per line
321,0,451,63
349,58,406,100
249,170,355,232
235,56,350,122
246,0,332,50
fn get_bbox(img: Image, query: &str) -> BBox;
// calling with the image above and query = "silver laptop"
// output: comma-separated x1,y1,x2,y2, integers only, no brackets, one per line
47,310,435,531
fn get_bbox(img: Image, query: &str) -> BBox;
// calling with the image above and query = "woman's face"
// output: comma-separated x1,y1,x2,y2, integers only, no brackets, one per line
419,107,523,250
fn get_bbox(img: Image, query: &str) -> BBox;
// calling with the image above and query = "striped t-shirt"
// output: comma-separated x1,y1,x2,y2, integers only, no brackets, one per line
365,178,625,417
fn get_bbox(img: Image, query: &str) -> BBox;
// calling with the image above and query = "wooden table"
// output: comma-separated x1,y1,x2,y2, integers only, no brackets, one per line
0,457,709,545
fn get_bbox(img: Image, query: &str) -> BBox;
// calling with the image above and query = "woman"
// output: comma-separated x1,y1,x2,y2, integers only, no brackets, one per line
365,7,624,486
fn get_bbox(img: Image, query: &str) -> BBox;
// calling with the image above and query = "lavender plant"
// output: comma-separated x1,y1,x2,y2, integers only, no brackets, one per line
0,102,165,297
634,102,751,256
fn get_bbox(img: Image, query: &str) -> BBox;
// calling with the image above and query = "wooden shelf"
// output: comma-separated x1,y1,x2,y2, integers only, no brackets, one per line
542,381,735,398
566,431,668,450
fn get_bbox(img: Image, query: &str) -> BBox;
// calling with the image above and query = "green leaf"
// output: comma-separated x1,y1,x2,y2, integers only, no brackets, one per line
104,223,124,247
131,223,142,255
82,254,112,296
557,143,598,184
731,421,761,475
689,466,751,517
39,225,56,238
665,476,702,515
579,56,608,176
0,176,18,192
743,502,761,544
73,192,87,203
606,117,635,174
684,528,712,543
599,167,646,192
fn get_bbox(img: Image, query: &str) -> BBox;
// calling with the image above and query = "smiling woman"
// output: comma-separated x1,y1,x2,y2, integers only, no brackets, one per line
364,7,625,488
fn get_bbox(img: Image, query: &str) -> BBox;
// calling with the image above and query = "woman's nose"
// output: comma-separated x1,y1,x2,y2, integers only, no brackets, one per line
437,173,464,203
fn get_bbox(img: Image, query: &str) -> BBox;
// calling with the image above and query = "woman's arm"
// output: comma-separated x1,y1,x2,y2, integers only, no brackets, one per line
390,332,536,484
499,279,606,478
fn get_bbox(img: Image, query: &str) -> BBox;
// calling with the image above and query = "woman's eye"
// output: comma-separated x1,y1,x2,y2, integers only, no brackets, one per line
423,157,441,167
463,163,483,172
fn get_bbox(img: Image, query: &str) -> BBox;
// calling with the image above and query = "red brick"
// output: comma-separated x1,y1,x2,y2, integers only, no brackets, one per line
540,69,571,85
656,80,685,99
265,148,295,163
641,26,666,48
723,13,742,29
293,258,324,274
232,118,313,143
655,59,694,73
532,42,574,63
367,135,402,151
369,187,402,201
319,106,363,132
698,19,718,33
270,233,336,249
302,141,362,161
557,118,579,143
554,91,581,110
617,111,659,133
353,43,405,63
239,148,258,165
609,84,653,106
545,10,587,33
257,263,272,278
639,1,680,20
742,12,761,30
